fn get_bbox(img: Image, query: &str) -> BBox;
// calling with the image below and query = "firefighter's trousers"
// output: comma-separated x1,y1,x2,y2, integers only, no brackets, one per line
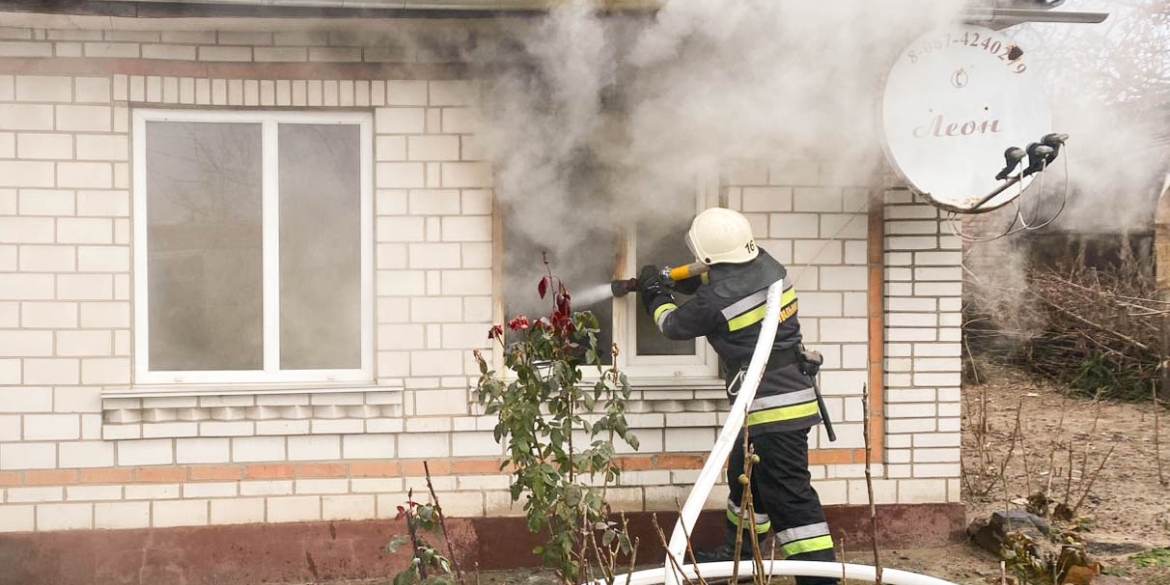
726,428,838,585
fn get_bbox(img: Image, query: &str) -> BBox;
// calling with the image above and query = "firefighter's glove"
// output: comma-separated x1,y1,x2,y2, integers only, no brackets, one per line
637,264,674,315
798,347,824,378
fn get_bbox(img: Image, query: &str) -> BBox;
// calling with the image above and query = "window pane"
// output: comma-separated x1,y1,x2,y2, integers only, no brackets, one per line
279,124,362,370
636,221,698,356
503,222,619,366
146,121,263,371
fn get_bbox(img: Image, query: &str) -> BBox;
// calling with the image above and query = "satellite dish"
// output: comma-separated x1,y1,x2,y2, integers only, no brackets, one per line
881,25,1053,213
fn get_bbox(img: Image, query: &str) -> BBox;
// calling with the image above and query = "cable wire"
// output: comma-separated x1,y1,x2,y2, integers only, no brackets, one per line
947,142,1071,242
791,196,870,284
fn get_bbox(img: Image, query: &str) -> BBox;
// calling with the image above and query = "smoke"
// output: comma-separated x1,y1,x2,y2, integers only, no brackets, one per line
459,0,968,309
961,0,1169,345
998,0,1170,234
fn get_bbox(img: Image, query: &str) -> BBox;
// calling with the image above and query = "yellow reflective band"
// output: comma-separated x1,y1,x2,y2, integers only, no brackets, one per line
726,509,772,534
653,303,678,323
700,272,710,284
745,401,820,426
782,286,797,305
782,535,835,556
726,289,798,332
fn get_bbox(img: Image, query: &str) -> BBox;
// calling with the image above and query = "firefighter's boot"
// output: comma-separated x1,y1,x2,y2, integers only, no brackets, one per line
692,521,768,563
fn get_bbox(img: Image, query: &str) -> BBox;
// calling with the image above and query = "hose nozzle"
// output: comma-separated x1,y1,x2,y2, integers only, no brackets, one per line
609,262,709,298
611,278,638,298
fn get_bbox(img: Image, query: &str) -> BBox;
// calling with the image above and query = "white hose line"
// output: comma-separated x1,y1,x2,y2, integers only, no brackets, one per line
663,280,784,585
624,561,960,585
593,279,959,585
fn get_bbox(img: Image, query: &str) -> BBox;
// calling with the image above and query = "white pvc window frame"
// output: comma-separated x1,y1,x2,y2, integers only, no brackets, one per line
132,109,374,386
497,175,722,385
617,174,720,380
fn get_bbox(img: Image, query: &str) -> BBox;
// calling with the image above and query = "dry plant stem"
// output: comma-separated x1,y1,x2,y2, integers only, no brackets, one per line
1071,443,1116,516
839,536,846,585
617,514,636,577
1044,395,1069,502
959,452,976,501
980,382,991,470
731,425,750,585
424,461,464,585
1016,399,1032,497
767,539,778,585
960,387,977,498
964,335,981,384
966,380,995,494
862,385,882,585
624,533,640,585
742,445,765,582
1156,381,1167,486
651,513,696,585
585,511,607,584
1080,393,1104,478
979,402,1021,499
404,488,428,581
1001,463,1011,519
671,498,706,584
1064,444,1075,506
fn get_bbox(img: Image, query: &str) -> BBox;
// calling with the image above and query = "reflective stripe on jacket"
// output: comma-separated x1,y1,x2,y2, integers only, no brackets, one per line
647,249,821,435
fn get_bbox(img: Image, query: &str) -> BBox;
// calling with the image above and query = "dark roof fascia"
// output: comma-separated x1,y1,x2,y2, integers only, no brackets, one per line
0,1,1106,23
0,0,565,19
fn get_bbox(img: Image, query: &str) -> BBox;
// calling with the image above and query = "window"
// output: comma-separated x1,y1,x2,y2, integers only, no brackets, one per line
132,110,373,385
501,176,721,383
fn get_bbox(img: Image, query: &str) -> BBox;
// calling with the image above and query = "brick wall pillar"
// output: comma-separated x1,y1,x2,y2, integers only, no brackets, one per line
881,189,963,504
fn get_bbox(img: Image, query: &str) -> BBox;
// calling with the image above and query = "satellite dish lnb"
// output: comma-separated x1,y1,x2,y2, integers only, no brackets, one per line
880,25,1053,213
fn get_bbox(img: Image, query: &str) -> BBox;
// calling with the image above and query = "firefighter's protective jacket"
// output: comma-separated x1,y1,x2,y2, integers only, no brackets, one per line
646,249,821,436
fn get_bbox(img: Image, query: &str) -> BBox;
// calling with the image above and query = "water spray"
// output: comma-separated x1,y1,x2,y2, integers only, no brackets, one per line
609,261,709,298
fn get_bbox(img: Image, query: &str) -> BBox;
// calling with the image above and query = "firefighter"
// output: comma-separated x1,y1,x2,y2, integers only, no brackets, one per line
637,207,838,585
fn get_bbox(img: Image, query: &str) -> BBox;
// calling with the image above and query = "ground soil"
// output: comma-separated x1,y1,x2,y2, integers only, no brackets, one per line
335,359,1170,585
950,359,1170,584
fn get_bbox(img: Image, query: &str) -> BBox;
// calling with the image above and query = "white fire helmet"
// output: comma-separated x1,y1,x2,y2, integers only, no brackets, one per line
685,207,759,265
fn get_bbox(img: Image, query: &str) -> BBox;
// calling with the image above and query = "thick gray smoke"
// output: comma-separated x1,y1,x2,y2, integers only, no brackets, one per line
993,0,1170,234
464,0,968,308
962,0,1168,342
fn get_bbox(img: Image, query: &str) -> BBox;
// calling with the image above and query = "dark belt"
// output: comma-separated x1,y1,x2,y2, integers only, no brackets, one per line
726,346,801,395
729,346,800,372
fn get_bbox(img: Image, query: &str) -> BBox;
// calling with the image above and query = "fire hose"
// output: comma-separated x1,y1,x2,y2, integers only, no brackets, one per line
594,277,958,585
661,279,780,585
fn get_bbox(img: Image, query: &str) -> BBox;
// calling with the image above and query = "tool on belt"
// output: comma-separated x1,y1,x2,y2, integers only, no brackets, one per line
797,347,836,442
726,346,837,442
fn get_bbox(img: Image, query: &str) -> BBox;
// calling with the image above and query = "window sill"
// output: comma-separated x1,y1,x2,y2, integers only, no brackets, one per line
101,381,405,439
102,379,404,400
490,374,725,392
477,376,728,415
629,377,726,391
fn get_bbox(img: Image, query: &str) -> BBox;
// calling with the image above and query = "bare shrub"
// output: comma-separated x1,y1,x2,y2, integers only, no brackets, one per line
966,249,1161,402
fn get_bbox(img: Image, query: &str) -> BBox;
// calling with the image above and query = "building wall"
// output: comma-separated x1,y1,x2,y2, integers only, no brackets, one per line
882,190,964,499
0,23,960,535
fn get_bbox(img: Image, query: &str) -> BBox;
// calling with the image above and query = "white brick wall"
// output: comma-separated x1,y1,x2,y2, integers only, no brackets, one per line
0,26,965,535
882,190,962,500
